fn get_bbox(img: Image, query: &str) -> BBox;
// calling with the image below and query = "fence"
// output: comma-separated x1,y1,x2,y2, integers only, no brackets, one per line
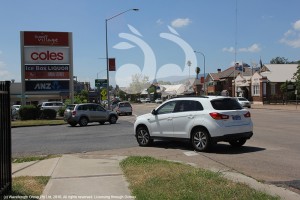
0,81,12,196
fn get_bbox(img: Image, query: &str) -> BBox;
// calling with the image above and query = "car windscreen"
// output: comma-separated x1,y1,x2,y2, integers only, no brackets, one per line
211,98,243,110
238,97,248,101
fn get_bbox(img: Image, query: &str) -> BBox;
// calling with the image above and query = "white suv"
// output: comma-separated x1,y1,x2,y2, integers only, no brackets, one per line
134,96,253,152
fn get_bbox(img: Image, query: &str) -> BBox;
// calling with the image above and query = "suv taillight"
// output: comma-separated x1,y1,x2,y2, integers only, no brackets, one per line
72,111,76,116
244,111,251,118
209,112,229,120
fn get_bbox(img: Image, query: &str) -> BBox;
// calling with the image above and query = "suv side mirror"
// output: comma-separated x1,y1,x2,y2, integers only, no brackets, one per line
151,109,157,115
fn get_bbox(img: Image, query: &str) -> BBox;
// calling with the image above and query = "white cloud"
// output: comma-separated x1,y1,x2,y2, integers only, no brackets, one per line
156,19,164,25
222,47,235,53
280,19,300,48
222,44,261,53
171,18,191,28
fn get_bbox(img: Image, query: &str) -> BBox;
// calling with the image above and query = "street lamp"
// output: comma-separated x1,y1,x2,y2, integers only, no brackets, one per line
105,8,139,109
194,51,206,95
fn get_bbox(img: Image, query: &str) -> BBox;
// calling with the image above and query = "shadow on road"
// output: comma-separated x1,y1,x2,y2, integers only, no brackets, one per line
149,140,265,154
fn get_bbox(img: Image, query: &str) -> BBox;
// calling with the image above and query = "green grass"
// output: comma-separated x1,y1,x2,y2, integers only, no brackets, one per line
13,155,61,163
120,156,280,200
11,119,66,127
6,176,50,200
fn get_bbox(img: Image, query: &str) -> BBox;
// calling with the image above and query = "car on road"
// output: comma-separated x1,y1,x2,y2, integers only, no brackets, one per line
113,101,132,115
155,98,163,104
11,105,21,120
64,103,118,127
141,98,151,103
235,97,251,108
134,96,253,152
38,101,65,112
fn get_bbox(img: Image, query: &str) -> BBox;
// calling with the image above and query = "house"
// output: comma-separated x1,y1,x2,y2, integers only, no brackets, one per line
206,65,253,96
250,64,298,104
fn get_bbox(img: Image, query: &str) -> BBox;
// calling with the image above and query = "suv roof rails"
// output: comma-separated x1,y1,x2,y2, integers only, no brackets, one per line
171,95,209,99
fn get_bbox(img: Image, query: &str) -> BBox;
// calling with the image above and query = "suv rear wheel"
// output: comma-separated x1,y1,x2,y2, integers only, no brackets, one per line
191,128,211,152
109,115,117,124
79,117,88,127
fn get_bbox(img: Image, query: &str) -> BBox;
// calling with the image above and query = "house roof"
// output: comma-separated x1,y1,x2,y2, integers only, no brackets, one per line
208,66,254,81
261,64,298,82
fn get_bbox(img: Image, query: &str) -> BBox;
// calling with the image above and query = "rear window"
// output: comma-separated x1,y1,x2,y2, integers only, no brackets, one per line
238,97,248,101
66,105,76,110
211,98,243,110
119,102,131,107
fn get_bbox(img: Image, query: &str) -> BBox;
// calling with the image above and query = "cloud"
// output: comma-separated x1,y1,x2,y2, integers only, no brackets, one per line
222,44,261,53
156,19,164,25
171,18,191,28
280,19,300,48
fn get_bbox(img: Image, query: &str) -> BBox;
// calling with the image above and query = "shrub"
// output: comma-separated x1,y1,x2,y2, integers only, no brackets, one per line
40,109,57,120
58,107,65,117
19,105,39,120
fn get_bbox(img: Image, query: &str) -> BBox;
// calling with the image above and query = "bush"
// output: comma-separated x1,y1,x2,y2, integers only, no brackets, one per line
58,107,65,117
39,109,57,120
19,105,39,120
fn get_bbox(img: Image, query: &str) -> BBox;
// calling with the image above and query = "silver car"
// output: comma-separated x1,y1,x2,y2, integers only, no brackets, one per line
235,97,251,108
113,101,132,115
64,103,118,127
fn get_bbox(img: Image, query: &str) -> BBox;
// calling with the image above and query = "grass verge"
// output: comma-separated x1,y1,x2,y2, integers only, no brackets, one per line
13,155,61,163
11,119,66,127
5,176,50,200
120,156,280,200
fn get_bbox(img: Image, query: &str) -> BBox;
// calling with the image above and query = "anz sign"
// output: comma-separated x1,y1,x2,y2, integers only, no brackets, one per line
25,80,69,92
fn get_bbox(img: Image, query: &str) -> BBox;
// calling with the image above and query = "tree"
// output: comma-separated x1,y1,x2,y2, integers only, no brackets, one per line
270,57,289,64
127,74,150,94
293,64,300,92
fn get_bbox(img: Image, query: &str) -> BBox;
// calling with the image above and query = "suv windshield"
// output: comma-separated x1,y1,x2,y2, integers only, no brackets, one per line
211,98,242,110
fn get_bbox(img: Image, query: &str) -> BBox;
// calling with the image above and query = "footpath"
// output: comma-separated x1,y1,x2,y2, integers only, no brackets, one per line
11,104,300,200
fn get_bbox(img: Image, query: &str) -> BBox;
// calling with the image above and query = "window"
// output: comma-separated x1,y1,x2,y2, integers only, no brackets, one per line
271,83,276,95
174,100,203,112
252,84,260,96
157,101,177,114
211,98,242,110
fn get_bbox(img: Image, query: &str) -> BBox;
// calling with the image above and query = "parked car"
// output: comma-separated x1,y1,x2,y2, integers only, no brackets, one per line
235,97,251,108
113,101,132,115
141,98,151,103
134,96,253,152
38,101,65,111
155,98,163,104
11,105,21,120
64,103,118,127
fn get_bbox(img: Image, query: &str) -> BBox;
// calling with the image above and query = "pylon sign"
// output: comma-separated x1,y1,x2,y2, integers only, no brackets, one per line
95,79,107,88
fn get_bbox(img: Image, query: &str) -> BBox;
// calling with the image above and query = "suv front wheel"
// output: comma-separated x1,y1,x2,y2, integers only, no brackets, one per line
136,126,152,146
191,128,211,152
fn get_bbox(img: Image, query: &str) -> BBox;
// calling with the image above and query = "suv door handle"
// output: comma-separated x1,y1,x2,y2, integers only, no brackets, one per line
188,115,194,119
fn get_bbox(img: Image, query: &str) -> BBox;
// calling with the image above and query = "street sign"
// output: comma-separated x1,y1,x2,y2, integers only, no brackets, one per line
95,79,107,87
100,88,107,100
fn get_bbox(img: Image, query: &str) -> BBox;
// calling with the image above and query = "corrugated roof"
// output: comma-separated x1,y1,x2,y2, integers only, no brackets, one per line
261,64,298,82
208,66,254,81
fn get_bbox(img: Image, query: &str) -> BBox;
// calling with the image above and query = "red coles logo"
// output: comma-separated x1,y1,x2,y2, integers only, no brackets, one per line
31,51,64,61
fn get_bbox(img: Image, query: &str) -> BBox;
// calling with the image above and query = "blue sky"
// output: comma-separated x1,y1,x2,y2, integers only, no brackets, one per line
0,0,299,87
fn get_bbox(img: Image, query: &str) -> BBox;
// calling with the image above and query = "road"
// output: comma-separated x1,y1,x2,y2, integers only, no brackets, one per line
11,103,300,193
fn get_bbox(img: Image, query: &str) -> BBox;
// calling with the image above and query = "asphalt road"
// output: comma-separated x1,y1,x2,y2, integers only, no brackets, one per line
11,103,300,193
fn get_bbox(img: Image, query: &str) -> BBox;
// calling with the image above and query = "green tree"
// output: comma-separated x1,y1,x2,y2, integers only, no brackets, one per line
293,64,300,92
270,57,289,64
127,74,150,94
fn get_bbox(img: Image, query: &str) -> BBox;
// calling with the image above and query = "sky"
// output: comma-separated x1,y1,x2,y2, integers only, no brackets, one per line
0,0,300,88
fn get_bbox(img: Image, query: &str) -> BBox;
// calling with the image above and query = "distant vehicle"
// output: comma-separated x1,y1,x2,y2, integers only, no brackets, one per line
155,98,163,104
235,97,251,108
134,96,253,152
64,103,118,127
38,101,65,111
113,101,132,115
141,98,151,103
11,105,21,120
